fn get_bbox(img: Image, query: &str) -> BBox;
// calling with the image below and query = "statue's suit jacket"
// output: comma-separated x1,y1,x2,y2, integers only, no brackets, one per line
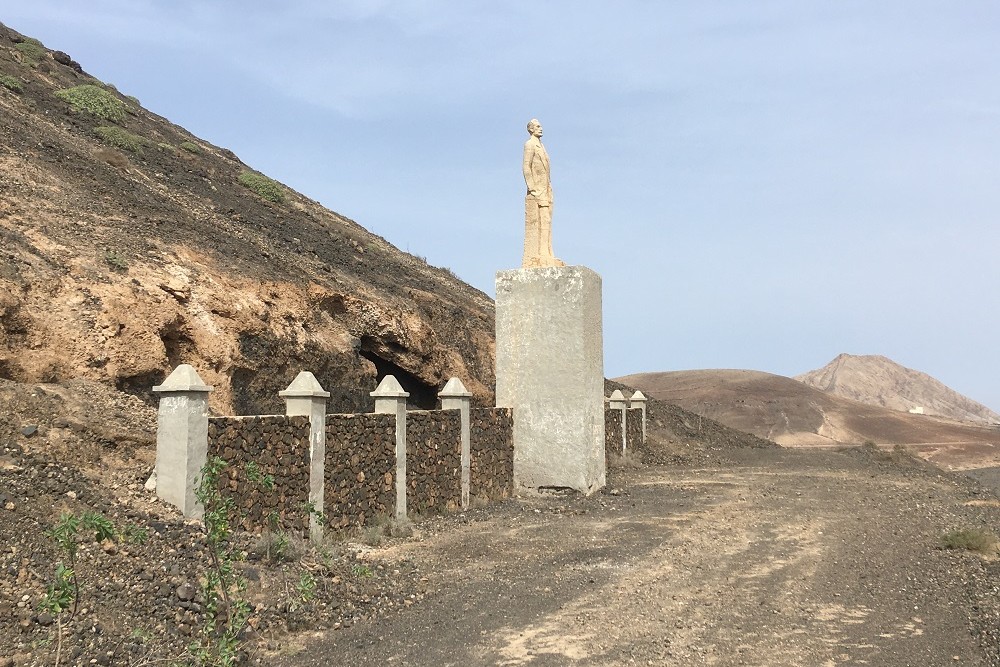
523,138,552,206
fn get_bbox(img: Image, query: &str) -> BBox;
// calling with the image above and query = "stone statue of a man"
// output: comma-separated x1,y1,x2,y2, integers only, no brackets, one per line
522,119,564,268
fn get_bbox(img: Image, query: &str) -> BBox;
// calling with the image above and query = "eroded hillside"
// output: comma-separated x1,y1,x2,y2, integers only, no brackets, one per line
0,22,496,416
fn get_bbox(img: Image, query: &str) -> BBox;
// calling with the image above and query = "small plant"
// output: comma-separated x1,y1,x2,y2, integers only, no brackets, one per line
14,40,46,65
351,563,373,580
157,142,176,152
296,571,316,603
0,74,23,93
238,170,284,203
41,562,75,614
54,84,127,122
179,141,201,154
104,250,129,273
82,511,116,541
244,461,275,491
126,94,140,108
120,523,149,545
94,126,146,153
190,457,252,666
941,528,998,554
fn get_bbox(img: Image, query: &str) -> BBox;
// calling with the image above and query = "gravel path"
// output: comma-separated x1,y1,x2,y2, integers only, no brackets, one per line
274,447,999,666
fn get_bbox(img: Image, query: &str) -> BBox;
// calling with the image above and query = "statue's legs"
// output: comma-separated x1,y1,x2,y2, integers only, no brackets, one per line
523,199,563,268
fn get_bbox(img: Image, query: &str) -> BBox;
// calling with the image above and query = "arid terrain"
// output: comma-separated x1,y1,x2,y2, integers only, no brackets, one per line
617,369,1000,471
3,18,1000,667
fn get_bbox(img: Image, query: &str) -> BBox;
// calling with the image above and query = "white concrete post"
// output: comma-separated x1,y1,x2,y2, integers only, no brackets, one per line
371,375,409,522
439,377,472,510
608,390,627,455
629,390,648,445
152,365,213,518
279,371,330,544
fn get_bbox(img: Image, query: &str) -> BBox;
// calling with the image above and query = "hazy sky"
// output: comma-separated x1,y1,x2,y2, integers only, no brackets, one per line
4,2,1000,409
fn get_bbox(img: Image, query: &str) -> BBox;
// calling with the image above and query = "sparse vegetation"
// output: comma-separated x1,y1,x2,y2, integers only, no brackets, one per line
94,126,146,153
180,141,201,154
126,94,140,108
190,457,252,667
0,74,23,93
941,528,998,554
104,250,129,272
238,170,284,203
14,40,46,65
55,85,128,123
351,563,374,579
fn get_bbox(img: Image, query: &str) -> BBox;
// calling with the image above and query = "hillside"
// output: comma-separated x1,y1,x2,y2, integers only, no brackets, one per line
797,353,1000,424
614,369,1000,468
0,21,496,419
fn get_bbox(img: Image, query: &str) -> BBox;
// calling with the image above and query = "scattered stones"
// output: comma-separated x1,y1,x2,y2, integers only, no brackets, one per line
19,425,36,437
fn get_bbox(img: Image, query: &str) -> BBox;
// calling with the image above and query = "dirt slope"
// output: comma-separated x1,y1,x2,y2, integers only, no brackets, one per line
615,370,1000,468
797,353,1000,424
0,21,496,416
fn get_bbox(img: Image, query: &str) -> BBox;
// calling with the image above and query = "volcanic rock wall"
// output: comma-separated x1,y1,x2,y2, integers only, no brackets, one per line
324,413,396,530
208,415,311,532
470,408,514,501
407,410,462,513
626,408,643,451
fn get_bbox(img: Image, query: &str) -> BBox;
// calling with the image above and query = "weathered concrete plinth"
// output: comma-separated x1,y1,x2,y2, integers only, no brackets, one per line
495,265,605,494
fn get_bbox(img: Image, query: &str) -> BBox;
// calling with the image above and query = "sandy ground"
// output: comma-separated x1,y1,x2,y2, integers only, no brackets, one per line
273,447,999,666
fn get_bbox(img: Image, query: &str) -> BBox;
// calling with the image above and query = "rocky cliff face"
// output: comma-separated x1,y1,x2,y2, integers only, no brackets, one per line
0,22,497,415
795,354,1000,424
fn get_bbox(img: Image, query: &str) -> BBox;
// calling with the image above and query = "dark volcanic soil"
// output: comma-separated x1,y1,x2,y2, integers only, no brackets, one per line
272,446,1000,666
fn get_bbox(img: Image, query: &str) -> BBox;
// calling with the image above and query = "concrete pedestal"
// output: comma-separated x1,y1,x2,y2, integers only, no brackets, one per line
495,265,605,494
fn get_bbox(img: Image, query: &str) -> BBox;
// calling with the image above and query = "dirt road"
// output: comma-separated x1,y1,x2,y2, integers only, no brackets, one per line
274,447,1000,666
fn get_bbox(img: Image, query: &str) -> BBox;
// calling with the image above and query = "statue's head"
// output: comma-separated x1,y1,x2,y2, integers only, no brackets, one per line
527,119,543,138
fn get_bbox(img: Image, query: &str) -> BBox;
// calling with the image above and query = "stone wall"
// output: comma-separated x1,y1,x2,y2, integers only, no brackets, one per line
626,408,643,452
407,410,462,513
207,415,311,532
324,413,396,530
605,409,623,458
470,408,514,501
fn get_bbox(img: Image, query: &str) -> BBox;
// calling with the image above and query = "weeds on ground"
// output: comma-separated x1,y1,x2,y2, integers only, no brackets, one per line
94,126,147,153
238,170,284,203
941,528,998,554
54,85,127,122
104,250,129,273
0,74,23,93
180,141,201,154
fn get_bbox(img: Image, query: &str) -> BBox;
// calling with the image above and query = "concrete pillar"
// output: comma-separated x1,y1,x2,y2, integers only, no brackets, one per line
608,389,627,455
152,365,213,518
279,371,330,544
439,377,472,509
496,266,605,494
629,390,648,444
372,375,409,522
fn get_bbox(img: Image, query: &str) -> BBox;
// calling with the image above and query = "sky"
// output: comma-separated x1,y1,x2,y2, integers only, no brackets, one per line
4,1,1000,409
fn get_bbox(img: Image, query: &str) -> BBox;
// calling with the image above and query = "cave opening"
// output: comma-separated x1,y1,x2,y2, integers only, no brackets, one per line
358,347,437,410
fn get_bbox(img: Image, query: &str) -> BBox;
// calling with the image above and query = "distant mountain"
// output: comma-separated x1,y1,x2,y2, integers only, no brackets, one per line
614,369,1000,459
796,354,1000,425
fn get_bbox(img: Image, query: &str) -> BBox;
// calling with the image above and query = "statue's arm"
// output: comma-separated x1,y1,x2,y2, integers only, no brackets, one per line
522,144,538,196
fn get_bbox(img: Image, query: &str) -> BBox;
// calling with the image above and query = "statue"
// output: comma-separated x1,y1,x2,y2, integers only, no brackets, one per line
522,119,565,268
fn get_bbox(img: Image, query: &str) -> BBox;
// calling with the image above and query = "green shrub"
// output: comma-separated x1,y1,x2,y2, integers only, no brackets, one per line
54,85,127,122
941,528,998,554
94,126,146,153
238,170,284,203
0,75,22,93
104,250,129,272
14,41,45,65
179,141,201,154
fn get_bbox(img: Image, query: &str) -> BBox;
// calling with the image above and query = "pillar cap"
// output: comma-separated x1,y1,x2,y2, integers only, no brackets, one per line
439,377,472,398
153,364,213,393
279,371,330,398
629,390,647,403
608,389,625,401
371,374,409,398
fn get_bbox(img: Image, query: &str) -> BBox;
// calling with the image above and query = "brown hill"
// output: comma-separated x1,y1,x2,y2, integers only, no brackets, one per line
0,22,496,417
614,369,1000,469
796,353,1000,424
